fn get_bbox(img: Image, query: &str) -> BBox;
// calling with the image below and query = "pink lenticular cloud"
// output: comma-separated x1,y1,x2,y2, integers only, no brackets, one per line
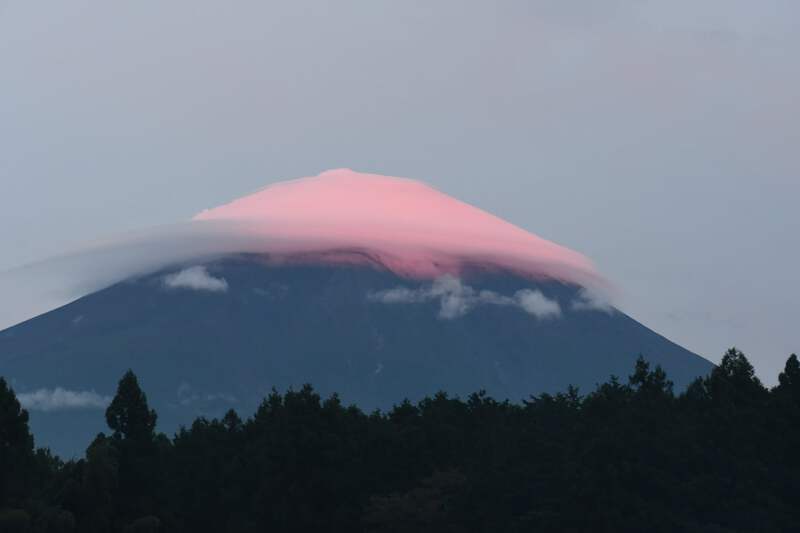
0,168,608,331
194,169,604,288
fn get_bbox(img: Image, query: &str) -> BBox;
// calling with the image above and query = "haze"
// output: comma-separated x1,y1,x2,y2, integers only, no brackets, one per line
0,1,797,382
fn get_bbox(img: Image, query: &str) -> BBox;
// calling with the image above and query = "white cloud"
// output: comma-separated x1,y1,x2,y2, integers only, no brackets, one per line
163,266,228,293
369,275,562,320
516,289,563,319
372,287,426,304
571,287,614,314
18,387,111,412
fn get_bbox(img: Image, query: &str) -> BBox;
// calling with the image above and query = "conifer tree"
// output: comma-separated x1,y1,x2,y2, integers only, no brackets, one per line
106,371,157,443
105,370,161,526
0,377,35,508
776,354,800,403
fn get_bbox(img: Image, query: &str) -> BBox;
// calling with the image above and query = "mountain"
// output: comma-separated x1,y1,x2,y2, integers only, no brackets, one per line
0,254,712,456
0,169,715,455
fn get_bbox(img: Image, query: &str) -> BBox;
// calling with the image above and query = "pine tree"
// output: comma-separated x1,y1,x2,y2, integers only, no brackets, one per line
776,354,800,403
0,377,35,508
104,370,161,526
706,347,767,407
629,356,673,397
106,370,157,443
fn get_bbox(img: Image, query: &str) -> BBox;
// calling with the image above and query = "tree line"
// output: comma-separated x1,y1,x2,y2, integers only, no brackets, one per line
1,348,799,532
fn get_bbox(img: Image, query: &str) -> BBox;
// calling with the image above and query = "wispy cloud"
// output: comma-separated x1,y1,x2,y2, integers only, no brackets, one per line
516,290,563,318
176,382,237,406
571,287,614,314
163,266,228,293
369,275,562,320
18,387,111,412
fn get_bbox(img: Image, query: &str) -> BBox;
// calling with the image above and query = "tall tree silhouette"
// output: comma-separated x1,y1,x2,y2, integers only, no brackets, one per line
105,370,162,529
0,377,35,509
776,353,800,404
705,347,768,407
106,370,157,442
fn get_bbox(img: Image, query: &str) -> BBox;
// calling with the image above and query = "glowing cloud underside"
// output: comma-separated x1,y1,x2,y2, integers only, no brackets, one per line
194,169,602,286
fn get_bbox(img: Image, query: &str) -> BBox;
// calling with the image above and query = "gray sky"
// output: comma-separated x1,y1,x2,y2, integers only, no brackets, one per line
1,1,798,383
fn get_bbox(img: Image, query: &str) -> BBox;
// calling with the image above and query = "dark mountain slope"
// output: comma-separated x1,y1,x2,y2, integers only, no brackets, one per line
0,254,713,456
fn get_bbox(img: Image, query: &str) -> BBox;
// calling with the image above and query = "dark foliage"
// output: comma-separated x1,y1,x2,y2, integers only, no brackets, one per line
1,349,799,532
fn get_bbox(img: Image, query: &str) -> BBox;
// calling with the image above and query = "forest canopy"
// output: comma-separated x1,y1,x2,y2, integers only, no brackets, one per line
1,348,799,533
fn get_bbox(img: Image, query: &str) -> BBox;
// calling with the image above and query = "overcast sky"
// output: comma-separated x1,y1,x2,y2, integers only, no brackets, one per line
1,1,797,382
